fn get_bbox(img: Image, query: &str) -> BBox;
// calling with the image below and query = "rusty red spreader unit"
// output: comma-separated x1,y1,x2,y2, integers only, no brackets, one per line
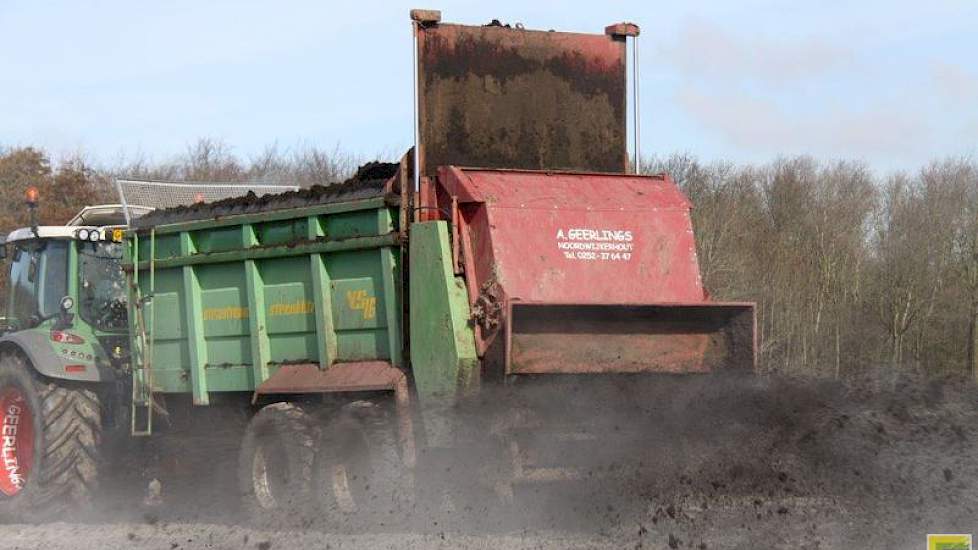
411,11,756,377
424,167,756,377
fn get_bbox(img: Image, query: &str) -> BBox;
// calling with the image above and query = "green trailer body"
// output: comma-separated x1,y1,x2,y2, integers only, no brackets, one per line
407,221,479,399
125,195,404,405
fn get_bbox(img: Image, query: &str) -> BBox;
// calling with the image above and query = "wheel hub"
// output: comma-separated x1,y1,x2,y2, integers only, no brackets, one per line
252,440,292,510
0,387,33,497
251,446,275,510
329,463,357,513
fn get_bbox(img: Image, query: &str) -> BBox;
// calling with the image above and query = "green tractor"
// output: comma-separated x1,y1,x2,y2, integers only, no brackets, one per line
0,192,150,518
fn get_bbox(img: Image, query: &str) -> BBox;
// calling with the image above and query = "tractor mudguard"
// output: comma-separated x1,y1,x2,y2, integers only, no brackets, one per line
0,330,113,383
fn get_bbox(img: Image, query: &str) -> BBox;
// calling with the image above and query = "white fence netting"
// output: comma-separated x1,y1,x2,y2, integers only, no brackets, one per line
115,180,299,213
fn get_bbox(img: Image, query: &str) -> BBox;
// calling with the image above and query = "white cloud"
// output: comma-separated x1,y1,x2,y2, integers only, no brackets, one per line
677,87,929,158
931,62,978,104
661,18,854,84
658,19,972,165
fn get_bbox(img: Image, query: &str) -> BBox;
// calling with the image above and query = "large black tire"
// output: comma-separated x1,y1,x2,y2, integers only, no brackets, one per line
0,351,101,521
315,400,411,530
237,402,317,525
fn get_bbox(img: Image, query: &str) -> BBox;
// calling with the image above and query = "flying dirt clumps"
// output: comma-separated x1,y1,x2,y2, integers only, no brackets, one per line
132,161,400,228
619,370,978,548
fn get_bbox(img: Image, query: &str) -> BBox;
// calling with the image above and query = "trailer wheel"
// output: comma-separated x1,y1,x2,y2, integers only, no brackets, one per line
316,401,410,529
0,352,101,521
238,402,317,525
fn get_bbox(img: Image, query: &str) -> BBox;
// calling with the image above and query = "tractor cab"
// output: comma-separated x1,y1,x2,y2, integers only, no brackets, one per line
0,192,152,387
0,203,149,336
3,227,127,332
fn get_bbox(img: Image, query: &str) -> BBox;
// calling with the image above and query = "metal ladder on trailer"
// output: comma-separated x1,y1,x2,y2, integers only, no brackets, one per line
130,230,162,436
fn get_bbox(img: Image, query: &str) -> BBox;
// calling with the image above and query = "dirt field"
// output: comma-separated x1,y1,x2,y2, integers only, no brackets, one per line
0,372,975,550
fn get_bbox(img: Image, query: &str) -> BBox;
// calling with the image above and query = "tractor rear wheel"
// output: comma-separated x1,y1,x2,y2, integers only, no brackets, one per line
0,352,101,521
238,402,317,525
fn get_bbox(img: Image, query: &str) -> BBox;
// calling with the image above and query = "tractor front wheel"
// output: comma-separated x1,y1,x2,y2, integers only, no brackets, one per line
0,352,101,521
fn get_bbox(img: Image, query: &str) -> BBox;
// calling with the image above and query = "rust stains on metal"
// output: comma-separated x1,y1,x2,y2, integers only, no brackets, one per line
506,303,756,375
255,361,406,394
410,8,441,24
543,50,625,112
417,23,627,176
423,31,537,84
604,22,640,37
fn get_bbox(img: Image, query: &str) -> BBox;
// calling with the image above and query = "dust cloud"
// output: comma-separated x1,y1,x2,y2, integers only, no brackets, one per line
1,371,975,549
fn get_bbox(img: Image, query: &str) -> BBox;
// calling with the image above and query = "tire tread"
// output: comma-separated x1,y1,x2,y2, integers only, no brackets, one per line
0,352,101,520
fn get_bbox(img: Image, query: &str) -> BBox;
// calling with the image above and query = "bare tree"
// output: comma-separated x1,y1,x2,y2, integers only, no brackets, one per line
110,139,360,188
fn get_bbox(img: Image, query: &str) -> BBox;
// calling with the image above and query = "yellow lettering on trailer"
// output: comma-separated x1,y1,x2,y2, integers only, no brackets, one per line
346,290,376,320
268,300,315,316
202,306,249,320
203,301,316,321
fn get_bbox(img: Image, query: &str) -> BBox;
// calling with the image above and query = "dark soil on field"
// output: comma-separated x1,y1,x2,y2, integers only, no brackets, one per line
2,370,976,549
132,161,400,228
612,371,978,549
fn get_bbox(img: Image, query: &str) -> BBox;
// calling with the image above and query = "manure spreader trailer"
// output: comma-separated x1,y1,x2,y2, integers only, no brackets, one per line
0,9,755,522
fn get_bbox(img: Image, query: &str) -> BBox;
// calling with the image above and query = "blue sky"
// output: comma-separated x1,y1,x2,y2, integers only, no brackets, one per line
1,0,976,170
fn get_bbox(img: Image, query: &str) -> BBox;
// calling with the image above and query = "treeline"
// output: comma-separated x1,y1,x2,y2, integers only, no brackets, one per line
1,142,976,381
645,154,978,382
0,139,361,228
118,139,360,188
